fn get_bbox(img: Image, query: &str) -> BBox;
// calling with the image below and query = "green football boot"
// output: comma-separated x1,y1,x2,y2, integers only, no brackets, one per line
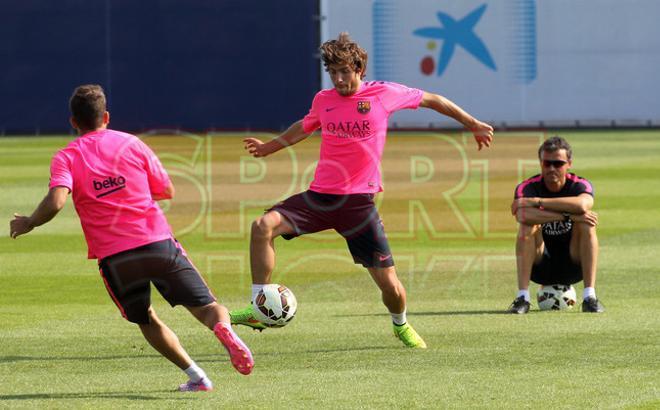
393,323,427,349
230,305,267,332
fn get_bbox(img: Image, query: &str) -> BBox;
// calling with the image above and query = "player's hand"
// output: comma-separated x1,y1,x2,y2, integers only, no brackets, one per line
9,213,34,239
243,138,270,158
471,121,493,150
571,210,598,227
511,197,539,214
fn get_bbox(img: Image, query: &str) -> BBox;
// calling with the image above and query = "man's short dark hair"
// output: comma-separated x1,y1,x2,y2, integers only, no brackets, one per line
538,136,572,161
69,84,106,130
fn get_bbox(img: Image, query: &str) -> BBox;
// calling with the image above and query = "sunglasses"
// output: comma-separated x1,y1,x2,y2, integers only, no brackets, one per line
542,160,568,168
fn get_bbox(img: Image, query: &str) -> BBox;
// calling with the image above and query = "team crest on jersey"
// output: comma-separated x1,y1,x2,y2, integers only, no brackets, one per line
357,101,371,114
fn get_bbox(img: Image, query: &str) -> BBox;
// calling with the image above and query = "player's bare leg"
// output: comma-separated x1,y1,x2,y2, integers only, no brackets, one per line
516,224,544,291
250,211,295,284
186,302,229,330
139,306,193,370
569,222,598,288
368,266,406,314
509,224,544,313
231,211,295,331
139,306,215,391
138,307,213,391
570,222,604,312
368,266,426,348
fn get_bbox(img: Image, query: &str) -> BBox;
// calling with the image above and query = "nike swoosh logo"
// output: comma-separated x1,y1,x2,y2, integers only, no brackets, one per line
379,254,392,261
326,107,337,112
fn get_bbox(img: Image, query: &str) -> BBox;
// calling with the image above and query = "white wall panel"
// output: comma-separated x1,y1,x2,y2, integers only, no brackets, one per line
321,0,660,127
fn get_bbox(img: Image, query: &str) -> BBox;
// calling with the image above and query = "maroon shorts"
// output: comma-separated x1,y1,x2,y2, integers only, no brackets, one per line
98,239,216,324
268,190,394,268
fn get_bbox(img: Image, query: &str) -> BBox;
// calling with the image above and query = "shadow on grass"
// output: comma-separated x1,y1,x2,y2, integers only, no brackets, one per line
0,354,161,363
299,345,397,354
0,391,184,401
414,310,511,316
195,345,397,361
335,310,510,317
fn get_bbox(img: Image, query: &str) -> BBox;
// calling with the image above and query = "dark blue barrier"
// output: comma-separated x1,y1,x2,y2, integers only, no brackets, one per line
0,1,320,134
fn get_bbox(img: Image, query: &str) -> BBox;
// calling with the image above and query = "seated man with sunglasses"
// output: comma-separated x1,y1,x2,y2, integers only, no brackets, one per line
507,136,604,314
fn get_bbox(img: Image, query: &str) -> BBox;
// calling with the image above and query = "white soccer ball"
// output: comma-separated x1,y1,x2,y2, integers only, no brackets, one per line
252,284,297,327
537,284,577,311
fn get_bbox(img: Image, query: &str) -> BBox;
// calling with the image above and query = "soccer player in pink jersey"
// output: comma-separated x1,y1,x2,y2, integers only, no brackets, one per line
9,84,254,391
231,33,494,348
508,136,604,314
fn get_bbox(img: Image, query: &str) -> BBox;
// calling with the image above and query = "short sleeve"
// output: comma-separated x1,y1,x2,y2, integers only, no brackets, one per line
377,82,424,113
49,151,73,191
514,177,540,199
135,139,171,196
569,175,594,197
302,94,321,134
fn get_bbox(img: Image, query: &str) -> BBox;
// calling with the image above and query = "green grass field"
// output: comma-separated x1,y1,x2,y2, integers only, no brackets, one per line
0,130,658,409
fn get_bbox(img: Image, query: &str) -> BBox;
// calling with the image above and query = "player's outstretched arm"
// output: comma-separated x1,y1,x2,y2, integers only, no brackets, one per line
419,92,493,150
243,120,311,158
10,186,68,238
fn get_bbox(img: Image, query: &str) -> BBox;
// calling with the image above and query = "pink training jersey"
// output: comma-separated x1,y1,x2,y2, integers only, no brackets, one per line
49,129,173,259
302,81,423,194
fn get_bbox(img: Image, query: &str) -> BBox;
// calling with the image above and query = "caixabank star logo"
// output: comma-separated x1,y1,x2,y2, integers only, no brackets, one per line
413,4,496,77
372,0,537,85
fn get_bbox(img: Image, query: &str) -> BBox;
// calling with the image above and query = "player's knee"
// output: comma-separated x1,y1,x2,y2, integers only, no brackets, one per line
138,306,159,327
518,224,538,240
146,306,158,321
203,301,228,318
382,286,400,301
381,279,403,298
573,222,597,243
575,222,596,235
251,217,273,239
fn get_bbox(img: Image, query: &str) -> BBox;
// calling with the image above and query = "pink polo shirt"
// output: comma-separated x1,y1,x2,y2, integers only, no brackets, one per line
49,129,173,259
302,81,423,194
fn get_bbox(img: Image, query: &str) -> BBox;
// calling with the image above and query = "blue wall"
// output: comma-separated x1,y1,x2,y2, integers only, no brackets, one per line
0,1,320,133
